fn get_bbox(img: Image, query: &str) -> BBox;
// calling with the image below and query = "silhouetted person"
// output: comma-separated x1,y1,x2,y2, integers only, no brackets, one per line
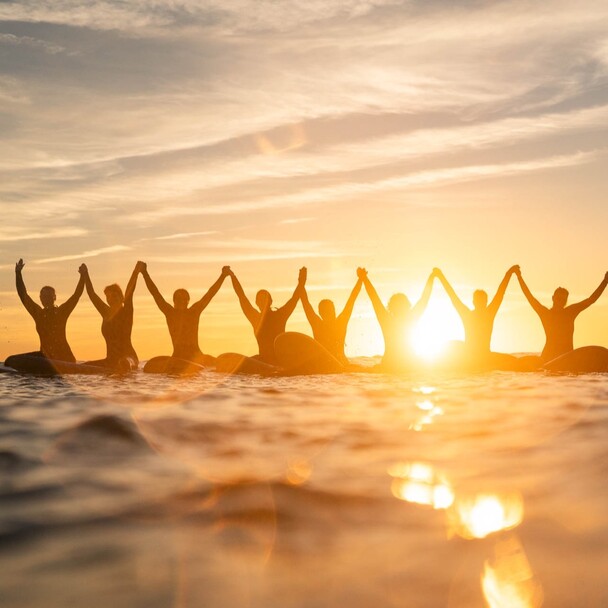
82,262,143,371
140,263,231,365
434,266,518,365
229,267,306,364
361,267,435,369
300,270,362,364
516,268,608,362
7,258,86,364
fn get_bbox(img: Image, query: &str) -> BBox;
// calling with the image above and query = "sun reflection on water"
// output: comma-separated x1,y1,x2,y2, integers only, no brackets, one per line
450,494,524,539
389,462,455,510
410,398,444,431
481,536,544,608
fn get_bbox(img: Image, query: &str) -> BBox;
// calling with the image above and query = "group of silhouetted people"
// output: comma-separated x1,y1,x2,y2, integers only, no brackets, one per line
5,258,608,374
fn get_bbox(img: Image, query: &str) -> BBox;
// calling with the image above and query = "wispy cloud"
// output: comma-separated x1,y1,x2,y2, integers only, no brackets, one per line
0,227,88,242
0,33,66,54
146,251,342,264
145,230,218,241
35,245,131,264
126,150,601,221
279,217,316,225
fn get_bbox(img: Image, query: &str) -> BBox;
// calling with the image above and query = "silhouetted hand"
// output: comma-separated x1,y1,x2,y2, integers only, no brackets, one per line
432,267,443,279
514,266,522,278
135,261,146,273
78,263,88,276
298,267,307,285
221,265,231,277
356,267,368,280
508,265,519,275
15,259,25,273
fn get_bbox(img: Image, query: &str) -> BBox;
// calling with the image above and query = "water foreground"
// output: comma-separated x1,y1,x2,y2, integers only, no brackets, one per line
1,368,607,607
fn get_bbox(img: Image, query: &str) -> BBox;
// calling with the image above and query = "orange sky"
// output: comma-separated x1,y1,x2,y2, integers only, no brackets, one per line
1,0,607,361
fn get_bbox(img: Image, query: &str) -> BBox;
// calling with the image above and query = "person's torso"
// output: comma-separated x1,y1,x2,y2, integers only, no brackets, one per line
101,306,137,362
463,309,494,355
312,319,347,361
541,308,575,360
254,310,287,362
167,308,203,358
34,307,75,362
381,315,415,365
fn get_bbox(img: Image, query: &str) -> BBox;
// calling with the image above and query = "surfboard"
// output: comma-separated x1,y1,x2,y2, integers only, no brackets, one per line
143,356,206,375
274,332,345,375
542,346,608,373
215,352,279,376
3,354,114,376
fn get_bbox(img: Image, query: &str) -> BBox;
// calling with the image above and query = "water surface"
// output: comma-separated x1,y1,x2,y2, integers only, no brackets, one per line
1,367,607,607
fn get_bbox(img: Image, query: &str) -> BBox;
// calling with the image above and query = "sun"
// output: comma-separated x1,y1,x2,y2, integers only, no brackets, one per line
410,297,463,361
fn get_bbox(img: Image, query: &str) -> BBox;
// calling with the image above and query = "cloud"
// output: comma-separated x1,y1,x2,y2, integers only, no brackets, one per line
35,245,131,264
279,217,316,225
146,251,342,264
1,1,608,264
0,227,88,242
126,150,601,221
0,0,403,33
0,33,66,54
145,230,218,241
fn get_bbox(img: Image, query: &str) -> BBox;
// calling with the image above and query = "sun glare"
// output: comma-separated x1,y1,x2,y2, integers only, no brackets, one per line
410,297,462,361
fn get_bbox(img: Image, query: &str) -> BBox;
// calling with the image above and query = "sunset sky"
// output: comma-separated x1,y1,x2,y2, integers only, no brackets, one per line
1,0,607,361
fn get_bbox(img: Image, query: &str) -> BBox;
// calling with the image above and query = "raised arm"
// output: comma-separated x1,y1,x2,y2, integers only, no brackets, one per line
411,271,435,320
123,262,142,307
229,271,258,325
568,271,608,316
278,267,306,320
140,263,172,315
300,284,322,332
434,268,469,320
192,266,231,314
83,268,109,317
514,269,546,317
60,264,87,316
338,276,363,324
360,268,388,326
488,265,518,317
15,259,41,317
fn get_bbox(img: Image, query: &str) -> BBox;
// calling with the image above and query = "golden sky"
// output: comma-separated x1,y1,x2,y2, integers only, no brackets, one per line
1,0,607,361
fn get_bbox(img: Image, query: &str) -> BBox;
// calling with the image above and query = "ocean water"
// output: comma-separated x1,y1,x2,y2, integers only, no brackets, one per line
1,365,607,608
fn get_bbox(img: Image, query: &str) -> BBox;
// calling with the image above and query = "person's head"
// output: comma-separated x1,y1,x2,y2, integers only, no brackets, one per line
173,288,190,310
256,289,272,311
318,299,336,321
387,293,411,318
104,284,124,308
472,289,488,311
552,287,569,309
39,286,56,309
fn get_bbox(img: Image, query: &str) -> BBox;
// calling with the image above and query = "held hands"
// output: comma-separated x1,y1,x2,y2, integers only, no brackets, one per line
432,267,444,280
221,265,232,277
298,267,307,285
356,267,368,280
135,260,147,274
508,264,520,276
78,263,88,276
15,258,25,273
